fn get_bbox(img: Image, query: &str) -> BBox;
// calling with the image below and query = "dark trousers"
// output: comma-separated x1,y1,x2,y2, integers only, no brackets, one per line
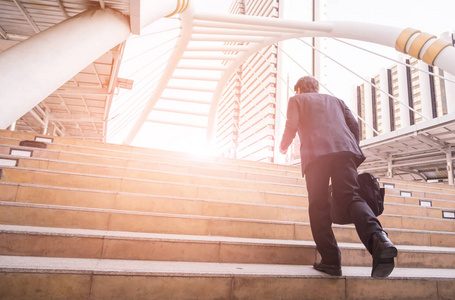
305,153,383,265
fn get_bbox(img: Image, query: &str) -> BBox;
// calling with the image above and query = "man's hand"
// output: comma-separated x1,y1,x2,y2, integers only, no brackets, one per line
279,146,287,155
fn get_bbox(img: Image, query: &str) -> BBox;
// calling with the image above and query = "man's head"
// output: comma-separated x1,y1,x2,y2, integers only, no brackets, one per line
294,76,319,94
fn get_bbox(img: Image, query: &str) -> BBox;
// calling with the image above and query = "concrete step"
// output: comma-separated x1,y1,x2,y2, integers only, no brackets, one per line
0,134,300,176
379,177,455,195
0,155,305,195
3,182,455,236
0,142,303,185
383,202,452,219
383,183,455,202
2,224,454,269
1,201,454,247
2,180,451,224
1,256,454,300
0,182,308,223
2,167,455,222
4,147,455,214
3,146,455,210
4,152,455,216
0,166,305,206
3,142,455,209
385,194,455,210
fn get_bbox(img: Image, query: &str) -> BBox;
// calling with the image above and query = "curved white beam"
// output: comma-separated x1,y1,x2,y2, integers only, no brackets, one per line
204,19,455,143
122,10,455,146
124,4,195,145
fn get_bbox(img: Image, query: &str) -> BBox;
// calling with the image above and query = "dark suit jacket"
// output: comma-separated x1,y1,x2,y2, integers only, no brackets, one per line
280,93,365,175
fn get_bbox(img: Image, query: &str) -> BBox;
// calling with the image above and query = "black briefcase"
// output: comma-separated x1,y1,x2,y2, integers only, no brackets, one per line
329,172,385,225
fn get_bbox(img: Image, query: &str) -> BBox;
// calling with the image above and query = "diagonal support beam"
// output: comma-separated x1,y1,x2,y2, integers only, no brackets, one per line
55,0,69,19
13,0,40,33
414,132,448,152
0,26,7,40
56,87,110,96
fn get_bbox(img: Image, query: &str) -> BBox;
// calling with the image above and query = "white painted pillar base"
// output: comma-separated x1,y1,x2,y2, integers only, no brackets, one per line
0,8,131,129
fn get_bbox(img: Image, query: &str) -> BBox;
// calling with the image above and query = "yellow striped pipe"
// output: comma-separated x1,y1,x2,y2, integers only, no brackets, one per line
422,39,452,65
395,27,421,54
395,27,453,66
408,32,436,59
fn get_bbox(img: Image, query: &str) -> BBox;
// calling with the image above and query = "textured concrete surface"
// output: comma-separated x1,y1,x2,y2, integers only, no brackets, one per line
2,256,455,279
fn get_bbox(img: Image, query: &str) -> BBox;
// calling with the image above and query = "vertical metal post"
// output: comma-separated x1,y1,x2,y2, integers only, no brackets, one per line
446,146,454,186
387,155,394,178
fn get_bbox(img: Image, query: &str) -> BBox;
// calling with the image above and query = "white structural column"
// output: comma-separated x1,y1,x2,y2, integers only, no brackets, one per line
0,8,131,129
379,68,391,134
444,71,455,114
397,55,411,127
363,77,374,139
387,154,394,178
447,147,454,186
274,41,286,164
417,60,434,120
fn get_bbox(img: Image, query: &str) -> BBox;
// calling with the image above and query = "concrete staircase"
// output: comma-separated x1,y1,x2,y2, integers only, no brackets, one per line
0,129,454,300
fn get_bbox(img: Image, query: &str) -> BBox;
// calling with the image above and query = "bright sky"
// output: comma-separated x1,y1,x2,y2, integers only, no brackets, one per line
111,0,454,153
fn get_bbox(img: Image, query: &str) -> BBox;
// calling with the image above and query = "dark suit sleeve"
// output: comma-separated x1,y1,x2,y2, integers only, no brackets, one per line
280,96,299,150
342,100,360,143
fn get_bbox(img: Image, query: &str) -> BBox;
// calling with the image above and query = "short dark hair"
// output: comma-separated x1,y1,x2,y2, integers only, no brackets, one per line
294,76,319,93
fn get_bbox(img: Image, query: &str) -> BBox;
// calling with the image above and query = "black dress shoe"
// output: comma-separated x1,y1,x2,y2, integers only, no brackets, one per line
313,262,342,276
370,231,398,278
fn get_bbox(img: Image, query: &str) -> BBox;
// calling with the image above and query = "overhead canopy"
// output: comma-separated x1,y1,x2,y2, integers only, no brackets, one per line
360,113,455,182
